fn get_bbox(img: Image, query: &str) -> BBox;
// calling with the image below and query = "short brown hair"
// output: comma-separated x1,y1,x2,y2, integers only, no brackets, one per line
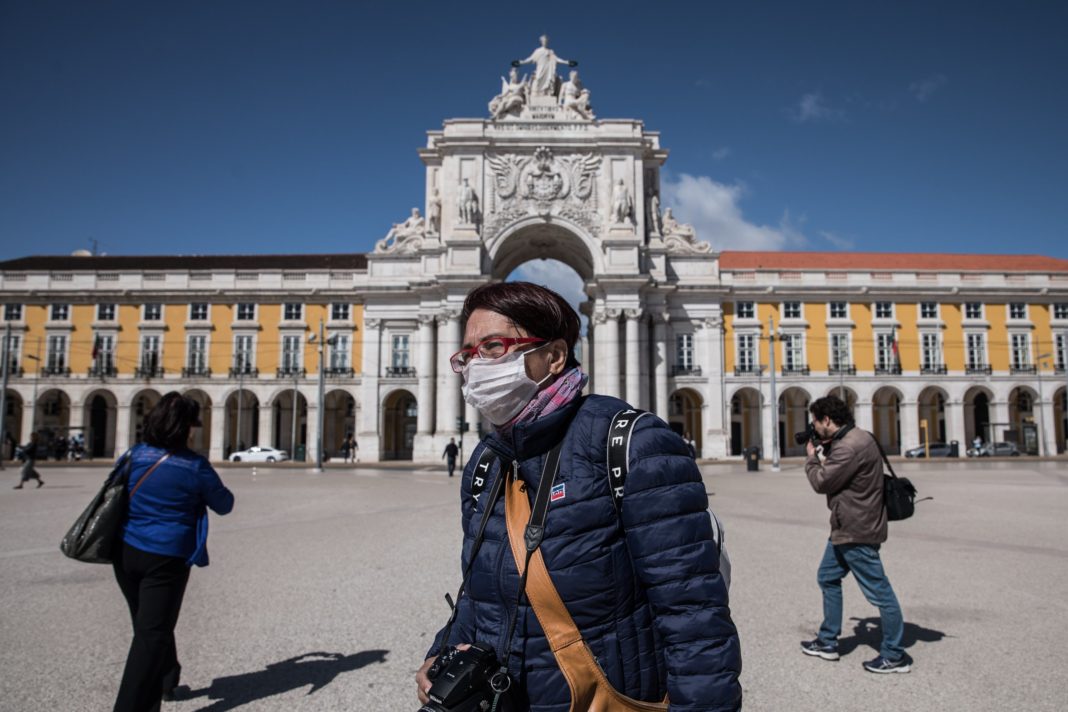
143,392,201,451
461,282,581,369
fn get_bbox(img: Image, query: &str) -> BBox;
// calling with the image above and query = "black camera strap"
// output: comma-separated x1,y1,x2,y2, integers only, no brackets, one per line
492,441,564,702
434,445,506,659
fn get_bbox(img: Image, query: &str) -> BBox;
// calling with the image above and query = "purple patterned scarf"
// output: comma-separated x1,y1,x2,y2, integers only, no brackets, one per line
498,367,588,435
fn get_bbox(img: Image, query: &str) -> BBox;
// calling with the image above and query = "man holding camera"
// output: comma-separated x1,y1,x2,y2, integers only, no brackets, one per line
800,395,909,674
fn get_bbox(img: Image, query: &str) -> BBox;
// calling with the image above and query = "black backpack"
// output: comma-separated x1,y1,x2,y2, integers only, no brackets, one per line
869,433,925,521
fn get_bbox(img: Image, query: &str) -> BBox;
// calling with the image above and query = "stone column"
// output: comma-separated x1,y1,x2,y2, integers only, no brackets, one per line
69,399,85,435
653,314,670,420
989,398,1010,443
416,315,436,436
856,399,875,433
900,400,919,452
436,311,462,440
604,309,622,399
638,317,650,410
702,316,727,458
257,402,272,452
1038,397,1057,457
761,382,775,459
305,403,320,462
359,319,382,461
115,404,132,453
209,402,226,461
947,399,967,454
624,309,641,407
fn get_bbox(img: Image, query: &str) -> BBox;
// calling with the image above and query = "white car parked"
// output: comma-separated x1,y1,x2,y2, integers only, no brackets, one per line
229,446,289,463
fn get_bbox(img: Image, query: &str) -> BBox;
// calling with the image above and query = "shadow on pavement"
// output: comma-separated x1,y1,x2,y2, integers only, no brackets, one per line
184,649,388,711
838,616,948,655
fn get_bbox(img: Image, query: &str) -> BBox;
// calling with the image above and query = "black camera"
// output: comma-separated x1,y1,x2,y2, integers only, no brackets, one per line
418,644,513,712
794,423,818,446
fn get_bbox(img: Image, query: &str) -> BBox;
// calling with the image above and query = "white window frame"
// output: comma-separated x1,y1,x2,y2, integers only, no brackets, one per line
3,303,22,321
391,334,411,369
965,333,986,370
675,333,694,370
329,334,351,370
50,303,70,321
736,333,758,372
964,302,983,320
875,332,895,370
331,303,351,322
281,335,303,372
5,333,21,372
782,301,802,320
1054,303,1068,321
140,335,162,372
828,301,849,320
189,302,210,321
143,303,162,321
1008,302,1028,320
874,301,894,320
1056,333,1067,371
919,301,939,320
781,332,805,371
96,303,116,321
95,334,116,371
233,335,255,371
829,332,852,370
920,332,941,369
235,303,257,321
187,335,208,372
1010,333,1031,369
283,302,304,322
735,301,755,320
46,334,68,371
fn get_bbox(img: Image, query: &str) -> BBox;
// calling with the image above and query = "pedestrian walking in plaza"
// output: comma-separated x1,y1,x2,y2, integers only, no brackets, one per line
441,437,459,477
801,394,910,674
111,392,234,711
13,433,44,489
340,435,351,463
417,282,740,711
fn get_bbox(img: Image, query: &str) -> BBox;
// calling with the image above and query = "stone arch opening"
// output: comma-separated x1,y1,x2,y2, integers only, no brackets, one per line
83,389,118,459
963,386,993,446
130,389,163,446
36,388,71,457
872,386,903,455
1055,386,1066,454
323,389,356,461
1008,386,1039,454
272,390,308,460
488,218,599,283
183,389,212,458
729,387,761,456
669,388,703,453
382,389,417,461
224,390,259,457
917,386,948,445
3,390,23,460
779,387,811,456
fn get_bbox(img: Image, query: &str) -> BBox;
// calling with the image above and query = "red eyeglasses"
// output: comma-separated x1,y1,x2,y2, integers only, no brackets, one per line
450,337,546,373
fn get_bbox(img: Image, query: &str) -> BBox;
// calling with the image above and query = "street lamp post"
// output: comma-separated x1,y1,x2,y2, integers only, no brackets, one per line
768,316,780,471
0,323,10,469
291,368,299,461
1037,352,1051,457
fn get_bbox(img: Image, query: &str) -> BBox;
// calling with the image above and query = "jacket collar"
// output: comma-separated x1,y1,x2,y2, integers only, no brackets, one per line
484,395,585,462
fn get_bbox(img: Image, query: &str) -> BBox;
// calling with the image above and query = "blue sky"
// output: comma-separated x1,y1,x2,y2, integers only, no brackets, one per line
2,0,1067,261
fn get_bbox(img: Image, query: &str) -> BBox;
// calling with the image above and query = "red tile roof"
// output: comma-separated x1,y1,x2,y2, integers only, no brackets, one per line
718,251,1068,273
0,253,367,271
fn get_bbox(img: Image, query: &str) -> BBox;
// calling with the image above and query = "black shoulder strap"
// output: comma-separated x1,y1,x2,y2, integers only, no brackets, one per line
607,408,650,516
866,430,899,479
469,444,499,505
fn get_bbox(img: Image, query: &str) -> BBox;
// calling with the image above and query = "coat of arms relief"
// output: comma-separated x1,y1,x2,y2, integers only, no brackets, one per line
483,146,602,240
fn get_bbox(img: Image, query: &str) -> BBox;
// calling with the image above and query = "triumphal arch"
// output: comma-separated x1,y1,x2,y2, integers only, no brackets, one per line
362,37,727,460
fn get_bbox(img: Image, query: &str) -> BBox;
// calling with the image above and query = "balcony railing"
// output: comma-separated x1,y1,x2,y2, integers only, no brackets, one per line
875,365,902,375
182,366,212,377
276,367,306,378
1010,365,1037,375
781,365,810,376
88,365,118,378
828,365,857,375
671,365,702,377
229,366,259,378
4,365,24,378
965,365,993,375
920,364,948,375
41,365,71,377
1057,365,1066,375
134,365,165,378
385,366,416,377
325,366,355,378
733,364,762,376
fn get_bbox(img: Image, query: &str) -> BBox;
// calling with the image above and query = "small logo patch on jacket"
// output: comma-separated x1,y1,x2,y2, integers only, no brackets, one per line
550,483,566,502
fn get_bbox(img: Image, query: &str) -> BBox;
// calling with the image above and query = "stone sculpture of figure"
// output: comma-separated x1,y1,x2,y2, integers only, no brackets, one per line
612,179,633,224
375,207,426,253
660,207,711,253
515,35,575,97
428,188,442,234
559,70,594,119
646,191,663,235
489,67,529,119
458,179,480,224
661,207,694,239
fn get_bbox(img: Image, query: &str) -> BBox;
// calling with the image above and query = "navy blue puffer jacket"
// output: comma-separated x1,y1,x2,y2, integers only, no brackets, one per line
429,395,742,711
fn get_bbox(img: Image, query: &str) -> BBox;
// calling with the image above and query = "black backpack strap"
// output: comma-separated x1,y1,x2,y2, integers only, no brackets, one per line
606,409,650,517
469,444,499,506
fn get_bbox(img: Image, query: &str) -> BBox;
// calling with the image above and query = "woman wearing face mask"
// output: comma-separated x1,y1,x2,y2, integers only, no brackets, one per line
417,282,741,712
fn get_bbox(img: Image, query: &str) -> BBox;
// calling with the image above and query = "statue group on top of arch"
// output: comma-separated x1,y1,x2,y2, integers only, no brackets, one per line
487,36,595,120
374,207,427,254
643,188,713,253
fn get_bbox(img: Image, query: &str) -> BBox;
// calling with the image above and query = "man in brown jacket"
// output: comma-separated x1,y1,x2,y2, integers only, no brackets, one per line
800,395,909,674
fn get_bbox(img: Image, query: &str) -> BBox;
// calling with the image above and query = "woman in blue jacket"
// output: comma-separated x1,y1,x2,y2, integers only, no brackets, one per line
417,283,741,711
112,392,234,711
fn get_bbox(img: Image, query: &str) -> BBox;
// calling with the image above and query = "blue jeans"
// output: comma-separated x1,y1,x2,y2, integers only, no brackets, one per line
817,539,905,660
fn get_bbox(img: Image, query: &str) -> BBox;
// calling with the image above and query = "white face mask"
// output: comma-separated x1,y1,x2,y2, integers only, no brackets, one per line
461,344,552,426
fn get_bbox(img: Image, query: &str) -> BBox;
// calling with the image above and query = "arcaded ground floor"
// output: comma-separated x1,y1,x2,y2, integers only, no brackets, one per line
1,460,1065,711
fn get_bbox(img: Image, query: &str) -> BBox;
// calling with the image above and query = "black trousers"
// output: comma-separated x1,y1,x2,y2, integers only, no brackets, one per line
112,542,190,712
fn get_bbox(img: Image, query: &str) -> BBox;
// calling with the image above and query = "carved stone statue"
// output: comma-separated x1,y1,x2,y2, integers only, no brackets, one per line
611,179,633,224
514,35,575,97
374,207,427,254
646,191,663,235
661,207,713,253
458,179,480,224
559,70,594,119
489,67,529,119
427,188,442,234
